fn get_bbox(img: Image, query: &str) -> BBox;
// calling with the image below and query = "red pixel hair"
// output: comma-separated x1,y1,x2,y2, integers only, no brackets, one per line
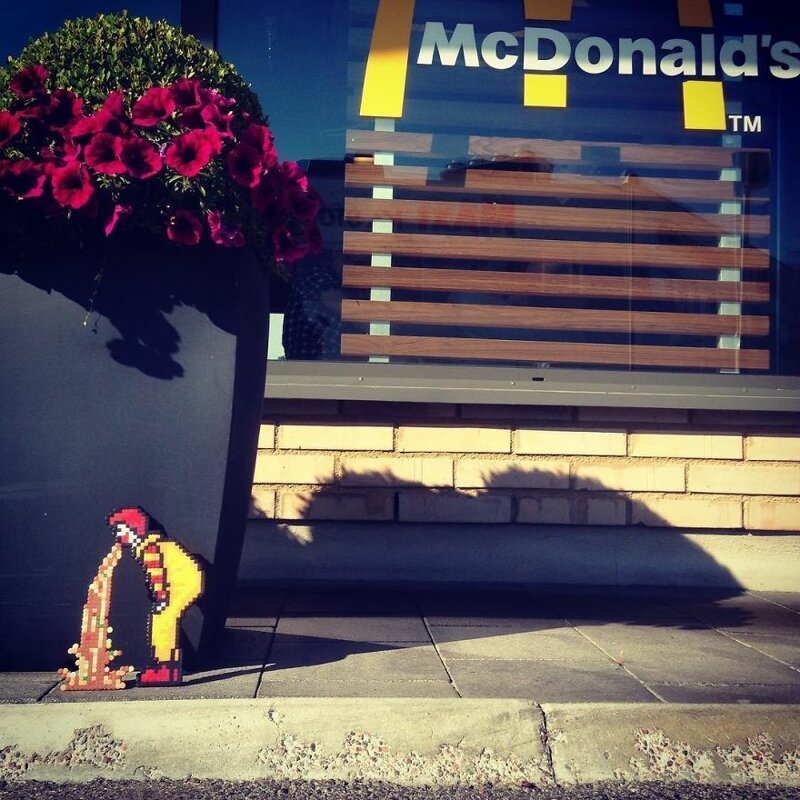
106,506,149,536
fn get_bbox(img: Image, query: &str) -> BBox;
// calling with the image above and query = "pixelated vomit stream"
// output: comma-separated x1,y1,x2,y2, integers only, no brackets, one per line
59,507,205,690
58,543,135,691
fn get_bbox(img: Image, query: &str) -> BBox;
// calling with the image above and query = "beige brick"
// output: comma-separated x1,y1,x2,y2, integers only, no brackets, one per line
398,426,510,454
339,457,453,487
689,464,800,496
248,490,276,519
517,494,626,525
574,464,685,492
279,424,393,451
631,496,742,528
455,459,569,489
517,429,626,456
257,424,276,449
745,500,800,531
747,436,800,462
578,407,689,424
278,491,394,521
253,453,335,485
398,492,512,523
629,433,742,460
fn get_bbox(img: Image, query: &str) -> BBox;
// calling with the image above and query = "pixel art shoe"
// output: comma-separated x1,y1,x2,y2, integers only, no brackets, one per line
137,661,182,686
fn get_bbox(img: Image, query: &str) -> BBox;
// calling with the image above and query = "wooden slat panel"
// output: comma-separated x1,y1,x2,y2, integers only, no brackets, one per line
344,232,770,271
341,334,769,370
346,129,769,172
342,266,770,304
345,198,770,238
342,299,770,337
346,163,765,204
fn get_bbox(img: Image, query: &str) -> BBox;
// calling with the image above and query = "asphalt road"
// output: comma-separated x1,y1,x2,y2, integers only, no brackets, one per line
2,781,800,800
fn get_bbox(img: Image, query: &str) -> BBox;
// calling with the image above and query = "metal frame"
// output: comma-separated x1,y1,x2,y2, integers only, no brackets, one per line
187,0,800,413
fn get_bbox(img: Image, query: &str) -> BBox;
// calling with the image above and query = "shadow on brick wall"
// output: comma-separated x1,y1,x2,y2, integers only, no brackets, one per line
210,464,753,685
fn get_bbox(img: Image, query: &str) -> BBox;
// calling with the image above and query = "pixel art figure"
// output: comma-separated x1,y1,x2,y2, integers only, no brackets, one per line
59,507,204,690
106,507,205,686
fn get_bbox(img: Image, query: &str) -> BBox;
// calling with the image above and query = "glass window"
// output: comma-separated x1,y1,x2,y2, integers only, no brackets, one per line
219,0,799,389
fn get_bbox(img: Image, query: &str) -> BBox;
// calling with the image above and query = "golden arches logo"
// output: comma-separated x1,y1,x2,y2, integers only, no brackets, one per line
360,0,729,131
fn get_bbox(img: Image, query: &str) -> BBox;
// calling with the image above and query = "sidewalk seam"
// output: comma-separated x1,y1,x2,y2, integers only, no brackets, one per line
253,588,290,699
414,593,462,698
567,620,668,703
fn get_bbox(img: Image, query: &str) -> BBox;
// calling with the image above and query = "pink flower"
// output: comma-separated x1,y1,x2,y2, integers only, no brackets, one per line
169,77,202,110
18,90,82,131
250,172,281,214
51,162,94,209
278,160,309,192
167,210,203,245
0,111,21,147
200,102,234,139
102,91,127,120
273,222,315,264
226,142,263,188
132,87,175,127
240,124,277,169
9,64,48,97
84,133,126,175
0,160,47,199
165,129,215,177
207,210,244,247
120,136,162,179
104,203,132,236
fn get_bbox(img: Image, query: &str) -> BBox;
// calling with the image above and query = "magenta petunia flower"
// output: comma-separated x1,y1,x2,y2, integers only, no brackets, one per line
120,136,162,179
84,133,126,175
165,129,215,177
226,142,263,188
240,124,277,169
0,159,47,199
51,162,95,209
273,222,313,264
132,87,175,127
0,111,21,147
104,203,132,237
167,209,203,245
102,91,127,119
9,64,48,97
200,102,234,139
169,77,203,110
207,210,245,247
250,172,283,216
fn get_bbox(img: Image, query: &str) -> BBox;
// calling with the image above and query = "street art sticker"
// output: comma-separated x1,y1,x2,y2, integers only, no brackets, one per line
58,507,204,690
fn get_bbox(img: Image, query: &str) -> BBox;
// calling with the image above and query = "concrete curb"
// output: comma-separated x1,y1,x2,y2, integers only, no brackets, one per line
0,699,798,787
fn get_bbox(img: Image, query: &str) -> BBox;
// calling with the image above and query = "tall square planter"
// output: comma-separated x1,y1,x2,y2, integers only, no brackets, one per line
0,242,269,671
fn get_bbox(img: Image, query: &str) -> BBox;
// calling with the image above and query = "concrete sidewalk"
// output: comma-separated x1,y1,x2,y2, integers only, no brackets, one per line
2,585,800,785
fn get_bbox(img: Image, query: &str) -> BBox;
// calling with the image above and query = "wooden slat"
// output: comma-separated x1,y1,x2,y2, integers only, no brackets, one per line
341,334,769,371
342,266,770,304
346,129,769,172
344,232,770,271
346,163,766,204
345,198,770,238
342,299,769,338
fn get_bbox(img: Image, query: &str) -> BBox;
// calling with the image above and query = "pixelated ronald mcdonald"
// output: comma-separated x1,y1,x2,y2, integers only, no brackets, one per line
106,507,204,686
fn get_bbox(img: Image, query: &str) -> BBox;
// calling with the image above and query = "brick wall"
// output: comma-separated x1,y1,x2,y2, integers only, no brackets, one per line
249,400,800,532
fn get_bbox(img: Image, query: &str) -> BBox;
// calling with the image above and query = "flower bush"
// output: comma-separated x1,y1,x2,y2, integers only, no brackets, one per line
0,13,321,266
